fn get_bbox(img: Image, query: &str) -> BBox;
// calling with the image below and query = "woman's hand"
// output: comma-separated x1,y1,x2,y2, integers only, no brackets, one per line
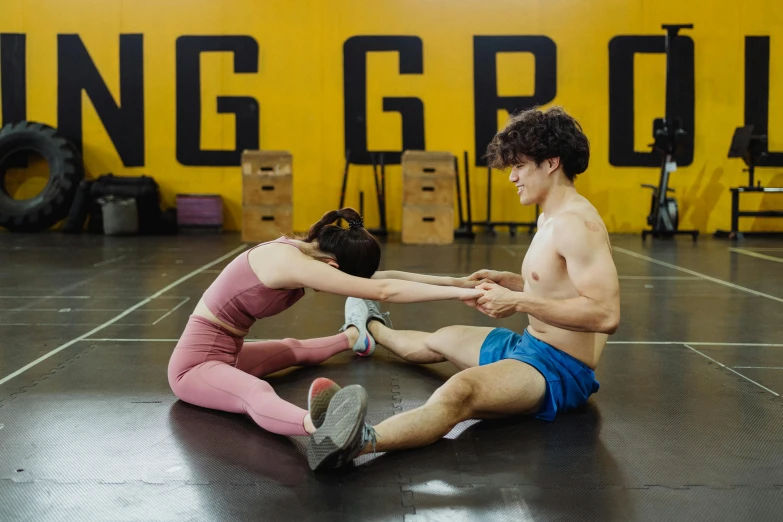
456,287,484,302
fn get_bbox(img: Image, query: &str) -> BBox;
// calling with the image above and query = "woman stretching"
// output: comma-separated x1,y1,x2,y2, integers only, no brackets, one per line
167,208,481,440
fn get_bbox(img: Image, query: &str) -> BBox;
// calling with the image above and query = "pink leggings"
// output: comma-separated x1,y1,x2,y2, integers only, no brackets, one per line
167,315,350,436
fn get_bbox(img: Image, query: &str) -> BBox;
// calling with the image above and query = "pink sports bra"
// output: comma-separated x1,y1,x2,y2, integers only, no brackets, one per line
201,237,305,331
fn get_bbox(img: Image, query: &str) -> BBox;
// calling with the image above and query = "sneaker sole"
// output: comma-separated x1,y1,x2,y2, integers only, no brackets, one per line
355,334,375,357
307,385,368,470
308,378,341,429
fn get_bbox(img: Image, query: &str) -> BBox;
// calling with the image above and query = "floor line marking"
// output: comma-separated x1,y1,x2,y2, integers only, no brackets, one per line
82,338,181,342
728,248,783,264
0,296,188,300
0,308,172,312
733,366,783,370
93,255,127,268
679,342,783,347
0,245,247,388
79,338,271,343
0,296,91,299
151,297,192,326
607,341,783,346
0,323,159,327
618,275,702,280
612,246,783,304
682,344,780,397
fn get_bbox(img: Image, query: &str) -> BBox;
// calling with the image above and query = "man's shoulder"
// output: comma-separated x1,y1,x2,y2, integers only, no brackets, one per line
552,210,605,232
552,204,608,254
555,198,606,230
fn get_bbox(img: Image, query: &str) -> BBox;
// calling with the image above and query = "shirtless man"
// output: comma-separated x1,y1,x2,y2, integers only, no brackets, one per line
307,106,621,470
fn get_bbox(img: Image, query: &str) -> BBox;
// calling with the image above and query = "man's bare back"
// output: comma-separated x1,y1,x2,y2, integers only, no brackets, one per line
521,194,616,368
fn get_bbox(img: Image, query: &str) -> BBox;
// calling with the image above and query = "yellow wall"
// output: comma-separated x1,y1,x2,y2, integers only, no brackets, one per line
2,0,783,233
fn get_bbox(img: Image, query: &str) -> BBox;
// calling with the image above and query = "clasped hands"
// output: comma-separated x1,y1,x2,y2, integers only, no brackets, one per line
457,269,522,319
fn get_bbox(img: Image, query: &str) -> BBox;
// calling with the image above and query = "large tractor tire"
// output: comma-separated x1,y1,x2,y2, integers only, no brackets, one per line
0,121,84,232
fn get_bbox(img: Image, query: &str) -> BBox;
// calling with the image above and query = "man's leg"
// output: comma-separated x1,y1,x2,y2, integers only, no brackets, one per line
362,359,546,453
368,320,494,371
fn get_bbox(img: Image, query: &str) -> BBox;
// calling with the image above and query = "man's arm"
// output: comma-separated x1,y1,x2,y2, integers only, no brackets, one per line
477,213,620,334
522,213,620,333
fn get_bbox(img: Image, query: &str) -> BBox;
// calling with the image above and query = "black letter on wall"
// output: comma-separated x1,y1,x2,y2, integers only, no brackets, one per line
176,36,259,167
608,35,695,167
344,36,424,165
473,36,556,167
1,34,27,125
57,34,144,166
745,36,783,166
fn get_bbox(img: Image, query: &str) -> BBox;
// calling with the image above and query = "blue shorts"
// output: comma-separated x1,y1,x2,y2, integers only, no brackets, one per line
479,328,600,421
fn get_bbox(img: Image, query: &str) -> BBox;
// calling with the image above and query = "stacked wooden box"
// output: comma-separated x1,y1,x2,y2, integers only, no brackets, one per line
401,150,455,245
241,150,293,242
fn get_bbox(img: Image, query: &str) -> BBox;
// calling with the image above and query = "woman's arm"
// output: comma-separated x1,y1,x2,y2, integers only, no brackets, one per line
271,255,481,303
372,270,475,288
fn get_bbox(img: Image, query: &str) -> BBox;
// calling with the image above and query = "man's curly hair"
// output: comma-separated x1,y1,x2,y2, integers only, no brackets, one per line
485,106,590,181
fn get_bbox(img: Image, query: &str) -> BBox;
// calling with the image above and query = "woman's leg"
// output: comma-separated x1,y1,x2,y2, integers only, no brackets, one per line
167,315,311,436
171,359,310,436
235,328,358,377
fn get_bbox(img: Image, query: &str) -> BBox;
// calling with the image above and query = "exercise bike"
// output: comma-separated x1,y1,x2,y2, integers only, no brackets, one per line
641,117,698,240
641,24,699,241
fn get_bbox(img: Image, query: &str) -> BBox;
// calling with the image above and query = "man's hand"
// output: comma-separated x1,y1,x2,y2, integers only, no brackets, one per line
467,269,505,285
475,282,520,318
450,276,482,288
466,269,525,291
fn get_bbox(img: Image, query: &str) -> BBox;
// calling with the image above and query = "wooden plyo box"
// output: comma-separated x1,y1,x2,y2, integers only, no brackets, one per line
241,150,293,242
401,150,456,245
243,174,292,206
241,205,293,243
401,205,454,245
242,150,293,207
401,150,455,178
403,175,455,207
242,150,292,177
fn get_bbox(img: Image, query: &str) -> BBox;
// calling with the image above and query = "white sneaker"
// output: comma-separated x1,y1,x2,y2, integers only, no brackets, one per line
339,297,393,357
363,299,392,329
340,298,375,356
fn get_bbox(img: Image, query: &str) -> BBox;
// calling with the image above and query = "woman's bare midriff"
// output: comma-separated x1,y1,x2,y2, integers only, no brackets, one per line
192,299,250,338
526,317,607,370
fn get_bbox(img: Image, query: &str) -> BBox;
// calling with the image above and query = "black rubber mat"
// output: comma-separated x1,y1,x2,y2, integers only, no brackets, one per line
2,233,783,520
0,482,413,522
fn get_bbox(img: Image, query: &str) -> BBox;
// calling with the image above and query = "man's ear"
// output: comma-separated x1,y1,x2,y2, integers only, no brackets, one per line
326,259,339,269
547,157,561,174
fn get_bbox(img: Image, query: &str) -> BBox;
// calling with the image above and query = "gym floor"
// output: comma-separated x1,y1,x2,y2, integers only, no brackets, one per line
1,232,782,521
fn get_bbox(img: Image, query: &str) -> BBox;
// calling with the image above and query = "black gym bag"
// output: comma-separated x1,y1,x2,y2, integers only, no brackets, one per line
87,174,163,235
